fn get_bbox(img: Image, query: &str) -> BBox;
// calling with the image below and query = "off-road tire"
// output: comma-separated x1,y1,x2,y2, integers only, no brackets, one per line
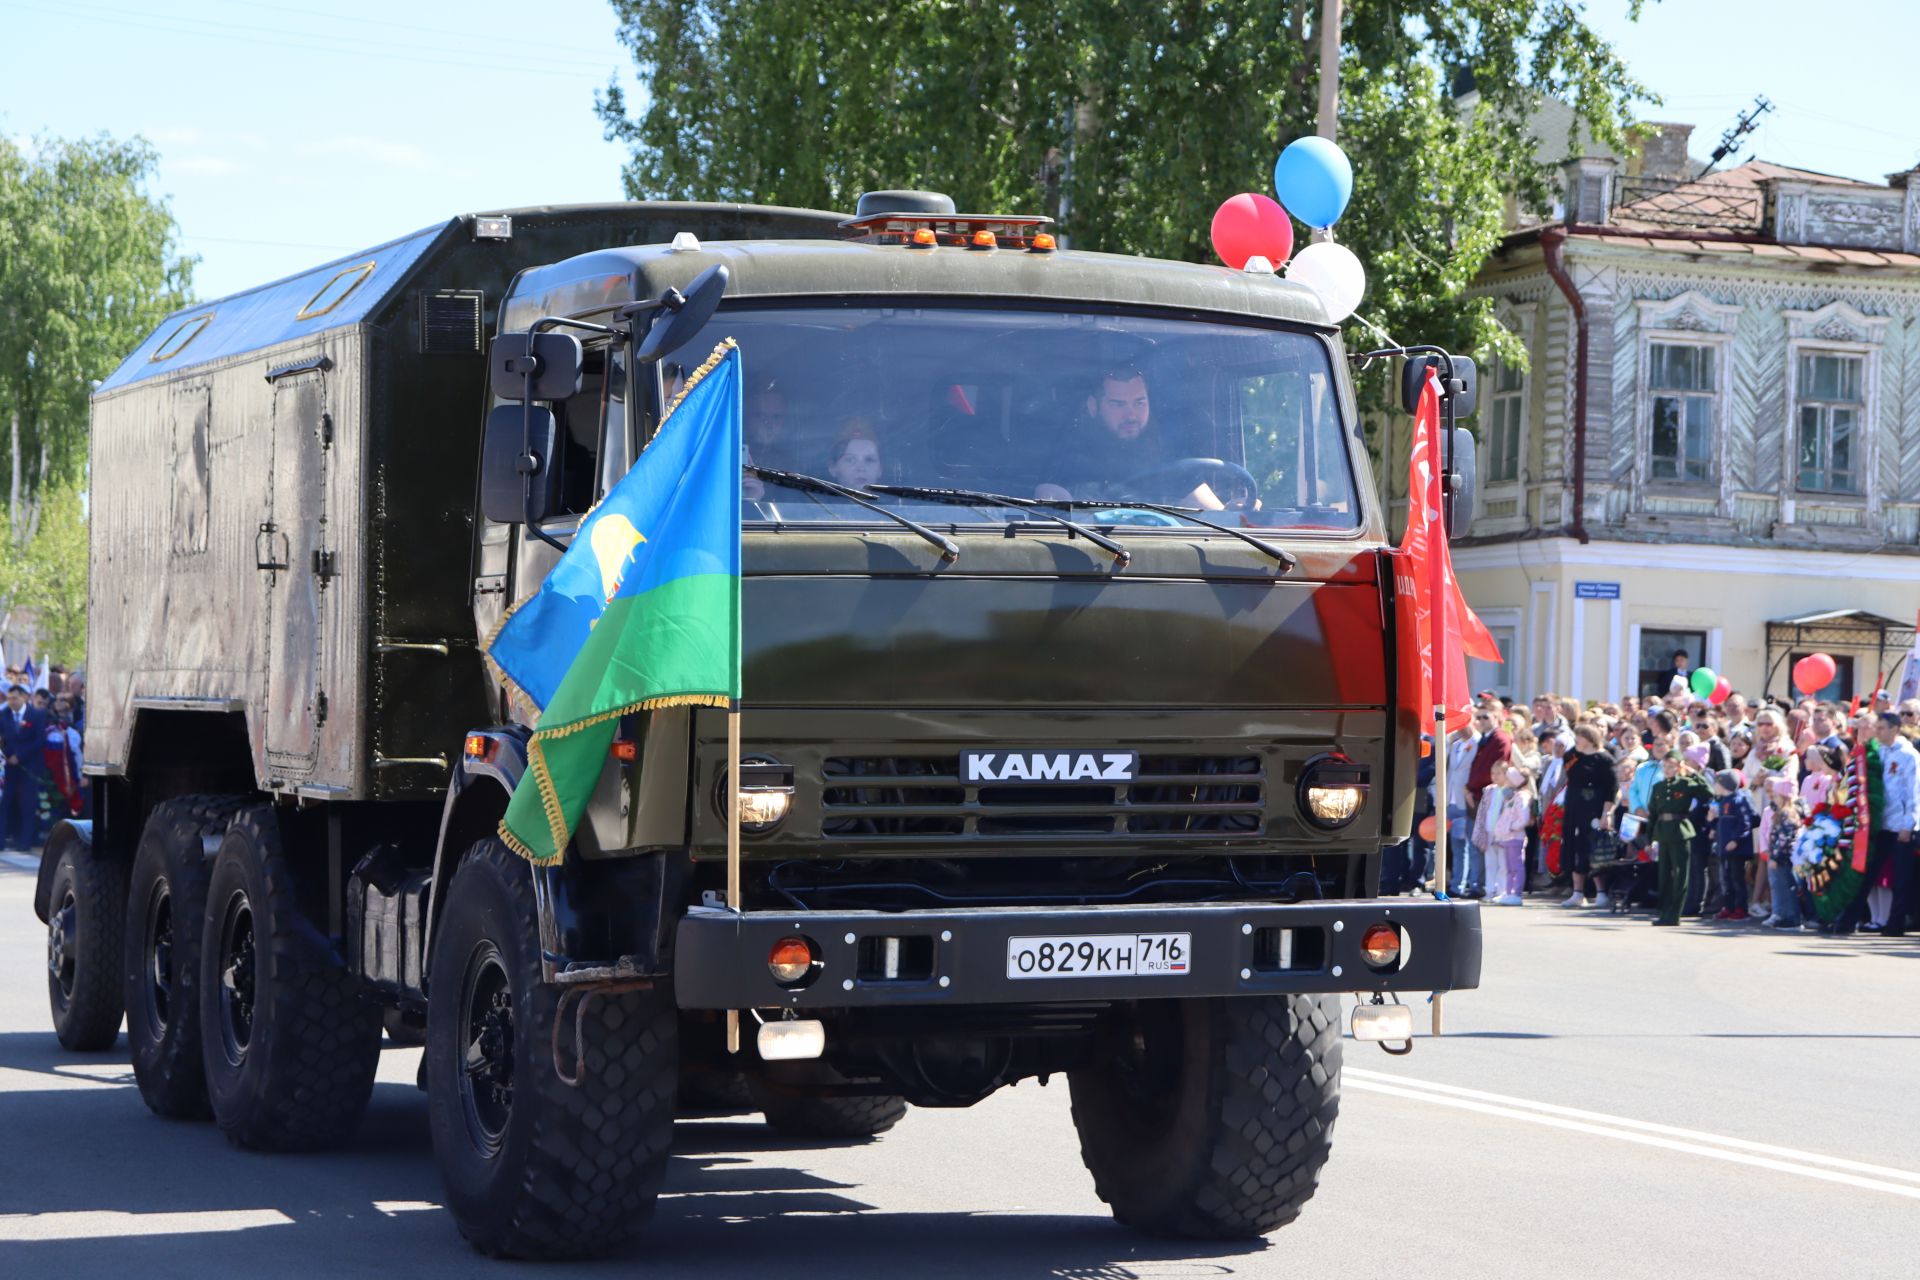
677,1063,754,1114
749,1079,908,1139
125,795,247,1118
198,804,382,1151
1069,994,1341,1239
427,839,676,1260
46,836,127,1051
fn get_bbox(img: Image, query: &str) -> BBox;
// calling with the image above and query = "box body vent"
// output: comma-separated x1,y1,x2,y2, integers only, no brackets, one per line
419,289,483,355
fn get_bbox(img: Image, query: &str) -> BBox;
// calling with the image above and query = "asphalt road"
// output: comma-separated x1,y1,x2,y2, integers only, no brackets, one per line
2,857,1915,1278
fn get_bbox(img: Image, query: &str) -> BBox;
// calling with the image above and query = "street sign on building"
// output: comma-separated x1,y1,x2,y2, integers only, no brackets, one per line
1574,581,1620,600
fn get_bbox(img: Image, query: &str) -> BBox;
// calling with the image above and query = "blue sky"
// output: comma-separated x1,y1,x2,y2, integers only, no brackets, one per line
2,0,1913,301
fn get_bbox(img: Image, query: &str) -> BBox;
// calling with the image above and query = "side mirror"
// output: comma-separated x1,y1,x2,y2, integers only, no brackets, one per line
1447,425,1477,537
1400,353,1478,419
481,404,561,525
633,263,730,365
490,332,584,402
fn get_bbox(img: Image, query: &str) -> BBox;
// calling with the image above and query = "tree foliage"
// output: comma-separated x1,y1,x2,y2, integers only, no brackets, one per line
0,481,90,666
597,0,1647,373
0,134,194,511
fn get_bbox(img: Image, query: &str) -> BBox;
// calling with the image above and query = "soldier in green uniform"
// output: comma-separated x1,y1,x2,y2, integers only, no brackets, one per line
1650,751,1714,926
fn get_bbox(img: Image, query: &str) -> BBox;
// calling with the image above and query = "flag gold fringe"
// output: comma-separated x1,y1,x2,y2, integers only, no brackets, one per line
500,690,735,865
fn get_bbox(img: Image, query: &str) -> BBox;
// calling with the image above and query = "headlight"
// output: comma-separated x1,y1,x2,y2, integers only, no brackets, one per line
1298,755,1369,829
727,757,795,833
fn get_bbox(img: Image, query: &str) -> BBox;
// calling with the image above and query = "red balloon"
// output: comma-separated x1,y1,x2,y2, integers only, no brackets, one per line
1418,815,1438,842
1792,652,1837,696
1210,192,1295,271
1709,676,1731,705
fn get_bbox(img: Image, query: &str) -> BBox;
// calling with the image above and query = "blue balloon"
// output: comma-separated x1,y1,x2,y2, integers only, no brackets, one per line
1273,137,1353,229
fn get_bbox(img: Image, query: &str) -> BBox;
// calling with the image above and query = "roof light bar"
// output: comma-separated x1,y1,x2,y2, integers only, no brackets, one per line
839,210,1056,249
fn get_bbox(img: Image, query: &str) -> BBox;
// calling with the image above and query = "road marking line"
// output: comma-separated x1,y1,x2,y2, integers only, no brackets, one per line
1346,1077,1920,1201
1348,1067,1920,1184
0,1209,293,1241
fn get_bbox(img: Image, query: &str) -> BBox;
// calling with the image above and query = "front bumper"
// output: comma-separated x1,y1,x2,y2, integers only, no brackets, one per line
672,897,1480,1011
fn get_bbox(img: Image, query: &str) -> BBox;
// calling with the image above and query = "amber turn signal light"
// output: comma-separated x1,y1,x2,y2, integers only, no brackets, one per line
767,935,818,985
1360,923,1402,971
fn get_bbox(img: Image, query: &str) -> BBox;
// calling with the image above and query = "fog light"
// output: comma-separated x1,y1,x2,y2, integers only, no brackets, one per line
1306,785,1362,825
1360,922,1402,970
757,1018,826,1061
767,935,818,985
737,787,792,830
1351,1001,1414,1043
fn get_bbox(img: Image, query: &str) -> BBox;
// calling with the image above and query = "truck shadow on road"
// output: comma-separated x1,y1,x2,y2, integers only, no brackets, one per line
0,1034,1268,1276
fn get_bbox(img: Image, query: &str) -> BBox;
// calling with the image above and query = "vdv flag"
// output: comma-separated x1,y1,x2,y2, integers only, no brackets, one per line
487,339,743,864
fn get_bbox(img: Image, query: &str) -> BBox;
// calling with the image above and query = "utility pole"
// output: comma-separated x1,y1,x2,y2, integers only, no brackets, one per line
1699,95,1772,178
1315,0,1342,141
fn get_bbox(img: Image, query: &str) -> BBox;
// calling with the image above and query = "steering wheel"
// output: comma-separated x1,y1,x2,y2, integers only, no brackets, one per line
1122,457,1260,509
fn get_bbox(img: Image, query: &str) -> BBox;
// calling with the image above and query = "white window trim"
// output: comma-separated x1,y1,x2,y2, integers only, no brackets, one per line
1633,291,1742,514
1469,607,1524,700
1478,300,1535,532
1782,302,1887,517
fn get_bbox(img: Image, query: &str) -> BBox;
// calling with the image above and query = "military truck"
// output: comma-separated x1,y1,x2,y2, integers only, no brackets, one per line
35,191,1481,1258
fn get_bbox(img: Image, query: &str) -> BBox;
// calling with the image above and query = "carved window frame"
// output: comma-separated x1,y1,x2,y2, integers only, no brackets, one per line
1633,290,1743,512
1781,301,1888,516
1478,300,1535,528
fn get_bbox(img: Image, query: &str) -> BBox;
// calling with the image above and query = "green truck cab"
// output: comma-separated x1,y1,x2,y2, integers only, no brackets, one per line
37,191,1480,1258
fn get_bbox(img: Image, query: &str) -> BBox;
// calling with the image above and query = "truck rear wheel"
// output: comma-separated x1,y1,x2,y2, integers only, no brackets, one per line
198,804,382,1151
1068,993,1341,1239
125,795,247,1118
426,839,676,1260
749,1072,908,1139
45,829,127,1051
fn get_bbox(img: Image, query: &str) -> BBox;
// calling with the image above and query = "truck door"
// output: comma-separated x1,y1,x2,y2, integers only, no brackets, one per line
262,363,330,772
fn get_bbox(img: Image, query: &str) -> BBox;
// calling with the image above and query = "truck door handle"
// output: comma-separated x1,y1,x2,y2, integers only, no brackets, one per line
255,522,289,571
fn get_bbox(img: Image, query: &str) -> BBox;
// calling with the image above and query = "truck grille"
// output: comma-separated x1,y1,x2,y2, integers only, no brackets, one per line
821,754,1263,840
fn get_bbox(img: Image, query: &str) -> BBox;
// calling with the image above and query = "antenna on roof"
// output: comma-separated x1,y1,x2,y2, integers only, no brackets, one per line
1699,96,1773,178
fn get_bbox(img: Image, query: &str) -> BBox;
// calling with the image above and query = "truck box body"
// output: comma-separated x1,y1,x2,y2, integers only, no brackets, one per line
86,204,844,802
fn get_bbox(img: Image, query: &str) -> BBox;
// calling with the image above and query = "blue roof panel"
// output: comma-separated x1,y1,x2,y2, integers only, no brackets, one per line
97,220,453,394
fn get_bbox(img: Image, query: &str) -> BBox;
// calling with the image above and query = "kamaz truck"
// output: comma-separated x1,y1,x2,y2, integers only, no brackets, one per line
35,191,1482,1258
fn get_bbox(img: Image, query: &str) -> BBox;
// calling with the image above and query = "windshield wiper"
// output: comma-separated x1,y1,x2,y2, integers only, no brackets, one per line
869,484,1131,568
748,467,959,562
1055,499,1297,571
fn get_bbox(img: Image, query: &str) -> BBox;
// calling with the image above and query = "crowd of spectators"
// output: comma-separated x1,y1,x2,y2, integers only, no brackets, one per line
0,663,86,854
1386,667,1919,938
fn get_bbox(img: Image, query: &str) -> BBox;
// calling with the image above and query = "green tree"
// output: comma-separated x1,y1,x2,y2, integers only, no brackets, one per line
597,0,1646,370
0,134,194,528
0,481,90,666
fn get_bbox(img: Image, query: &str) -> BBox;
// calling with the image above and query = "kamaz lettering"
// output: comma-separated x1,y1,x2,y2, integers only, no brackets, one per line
961,750,1138,783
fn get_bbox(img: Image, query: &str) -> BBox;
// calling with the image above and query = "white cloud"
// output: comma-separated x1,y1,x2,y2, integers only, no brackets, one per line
172,155,242,177
301,135,431,170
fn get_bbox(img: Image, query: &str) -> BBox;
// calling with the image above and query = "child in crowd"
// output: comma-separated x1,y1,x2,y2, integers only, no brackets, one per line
1491,765,1535,906
1711,768,1758,921
1474,766,1509,902
1765,778,1805,930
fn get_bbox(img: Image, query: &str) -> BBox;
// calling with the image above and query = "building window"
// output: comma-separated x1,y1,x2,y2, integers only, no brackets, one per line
1648,343,1714,482
1637,628,1706,699
1486,358,1523,484
1795,352,1864,494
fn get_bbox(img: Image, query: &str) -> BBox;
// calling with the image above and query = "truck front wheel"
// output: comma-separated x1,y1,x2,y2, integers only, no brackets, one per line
426,839,676,1259
1068,994,1341,1239
197,805,382,1150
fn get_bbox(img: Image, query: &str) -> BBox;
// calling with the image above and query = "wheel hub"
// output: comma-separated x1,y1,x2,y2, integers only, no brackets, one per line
146,885,175,1029
460,951,514,1152
218,896,257,1061
47,898,76,995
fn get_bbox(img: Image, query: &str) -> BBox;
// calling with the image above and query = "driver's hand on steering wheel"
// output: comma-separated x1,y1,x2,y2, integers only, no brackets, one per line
1034,483,1073,502
1183,481,1227,511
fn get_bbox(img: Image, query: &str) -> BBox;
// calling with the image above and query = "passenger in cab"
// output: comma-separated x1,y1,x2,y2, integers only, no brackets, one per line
826,420,884,490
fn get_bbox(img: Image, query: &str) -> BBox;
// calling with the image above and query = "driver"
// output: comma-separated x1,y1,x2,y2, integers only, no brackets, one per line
1035,367,1219,508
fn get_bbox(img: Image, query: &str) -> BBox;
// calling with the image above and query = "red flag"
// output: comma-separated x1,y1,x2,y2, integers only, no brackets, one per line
1394,371,1496,733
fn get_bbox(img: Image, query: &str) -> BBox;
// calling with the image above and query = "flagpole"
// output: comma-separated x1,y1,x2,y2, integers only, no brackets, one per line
1427,369,1450,1040
725,701,743,1055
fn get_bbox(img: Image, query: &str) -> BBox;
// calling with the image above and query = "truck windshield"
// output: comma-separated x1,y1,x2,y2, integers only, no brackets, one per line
677,305,1361,532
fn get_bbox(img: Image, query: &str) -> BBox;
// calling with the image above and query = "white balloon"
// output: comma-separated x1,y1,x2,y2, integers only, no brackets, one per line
1284,241,1366,323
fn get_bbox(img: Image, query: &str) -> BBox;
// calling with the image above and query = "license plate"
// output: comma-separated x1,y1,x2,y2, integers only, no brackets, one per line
1006,932,1191,979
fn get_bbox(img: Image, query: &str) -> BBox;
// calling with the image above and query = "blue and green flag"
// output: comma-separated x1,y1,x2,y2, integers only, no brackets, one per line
486,339,742,864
